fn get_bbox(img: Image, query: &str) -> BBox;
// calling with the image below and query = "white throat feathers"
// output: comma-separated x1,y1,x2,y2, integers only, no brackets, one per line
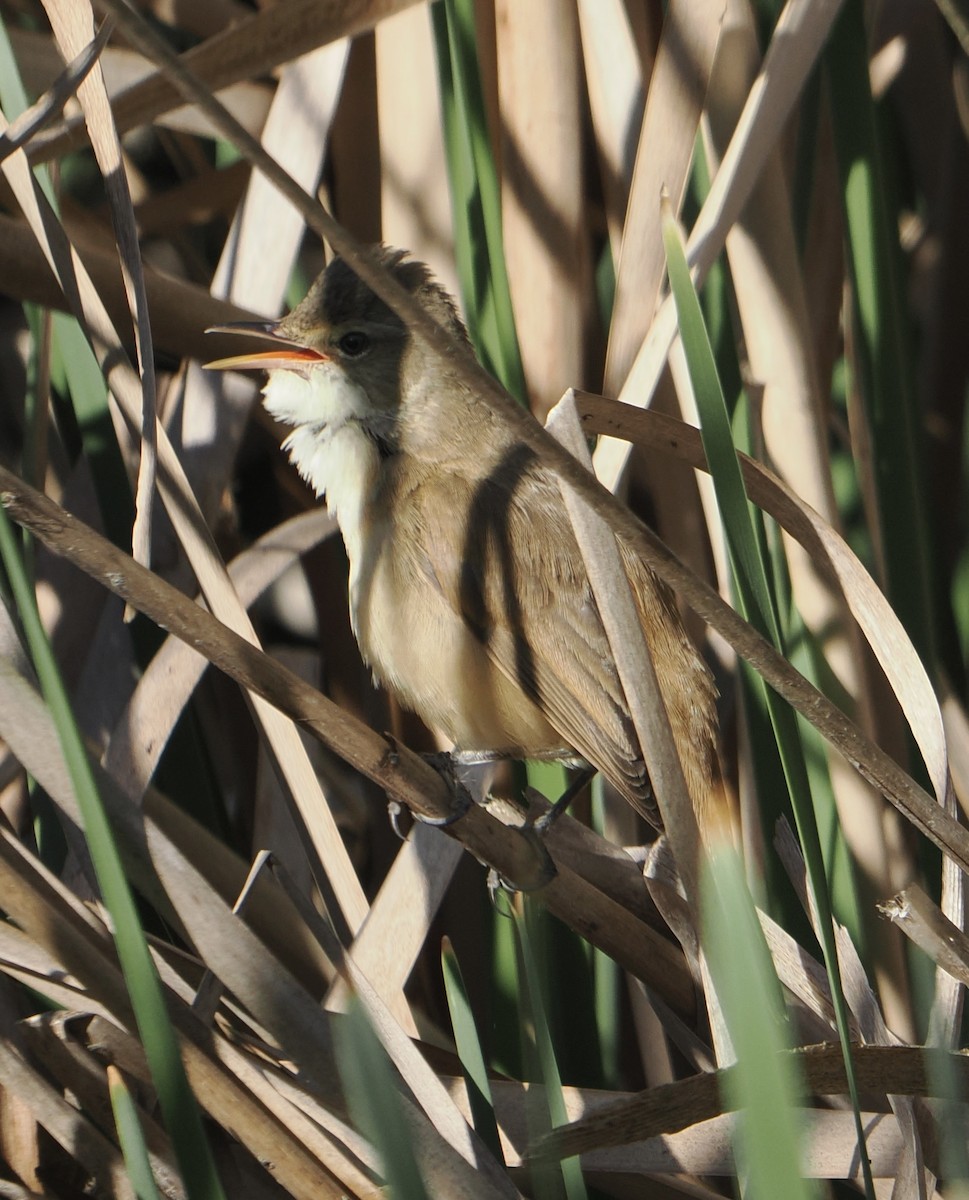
262,366,382,574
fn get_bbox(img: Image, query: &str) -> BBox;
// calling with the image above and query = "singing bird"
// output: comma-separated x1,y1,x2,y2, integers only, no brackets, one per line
207,246,730,835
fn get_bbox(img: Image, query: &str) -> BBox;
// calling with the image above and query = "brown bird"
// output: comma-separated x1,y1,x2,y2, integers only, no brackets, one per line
207,246,731,836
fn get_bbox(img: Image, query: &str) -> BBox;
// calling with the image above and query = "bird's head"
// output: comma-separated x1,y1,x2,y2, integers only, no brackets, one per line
205,247,470,453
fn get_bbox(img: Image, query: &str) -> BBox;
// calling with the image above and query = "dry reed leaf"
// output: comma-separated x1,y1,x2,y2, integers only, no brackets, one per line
0,210,270,361
576,0,643,256
539,1041,968,1161
580,1109,900,1181
330,960,518,1199
547,393,703,897
31,0,416,161
44,0,158,594
495,0,593,416
0,120,369,934
325,822,465,1031
601,0,723,398
883,885,969,994
757,909,843,1038
452,1076,903,1178
700,0,837,611
0,924,113,1020
942,688,969,821
614,0,848,467
927,763,964,1067
0,653,187,934
184,34,349,510
0,1037,132,1198
375,6,456,290
775,821,927,1197
0,19,113,163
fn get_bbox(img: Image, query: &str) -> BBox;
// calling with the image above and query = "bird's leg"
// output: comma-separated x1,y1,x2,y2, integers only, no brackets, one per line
528,764,598,835
484,765,598,898
444,749,595,830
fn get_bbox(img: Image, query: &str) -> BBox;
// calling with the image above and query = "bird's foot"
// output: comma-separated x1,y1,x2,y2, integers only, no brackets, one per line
382,743,474,837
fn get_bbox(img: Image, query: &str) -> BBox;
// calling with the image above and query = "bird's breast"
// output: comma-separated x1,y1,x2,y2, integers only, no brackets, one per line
346,468,566,756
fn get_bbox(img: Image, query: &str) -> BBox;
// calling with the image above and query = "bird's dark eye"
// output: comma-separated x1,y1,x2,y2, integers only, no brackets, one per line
338,331,370,357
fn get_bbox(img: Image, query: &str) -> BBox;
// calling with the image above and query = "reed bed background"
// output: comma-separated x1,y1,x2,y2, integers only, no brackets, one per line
0,0,968,1196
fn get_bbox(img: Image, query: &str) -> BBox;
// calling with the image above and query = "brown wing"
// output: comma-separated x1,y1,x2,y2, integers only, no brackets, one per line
407,443,661,825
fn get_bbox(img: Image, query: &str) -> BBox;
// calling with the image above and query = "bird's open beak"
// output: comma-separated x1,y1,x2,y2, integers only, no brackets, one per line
204,321,327,372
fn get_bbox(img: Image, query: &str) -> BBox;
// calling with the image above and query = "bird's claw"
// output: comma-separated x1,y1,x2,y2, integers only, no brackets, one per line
384,749,475,837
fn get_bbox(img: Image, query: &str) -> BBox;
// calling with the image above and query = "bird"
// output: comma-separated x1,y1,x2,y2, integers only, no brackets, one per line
206,245,732,839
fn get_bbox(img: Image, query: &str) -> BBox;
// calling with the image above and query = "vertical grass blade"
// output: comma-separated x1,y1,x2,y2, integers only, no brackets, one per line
517,901,587,1200
662,199,876,1199
430,0,525,401
824,0,936,666
336,998,431,1200
441,937,505,1164
0,15,134,551
107,1065,163,1200
702,846,818,1200
0,505,225,1200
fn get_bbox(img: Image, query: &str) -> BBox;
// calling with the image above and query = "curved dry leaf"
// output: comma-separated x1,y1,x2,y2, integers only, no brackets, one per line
579,396,950,810
106,509,335,798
